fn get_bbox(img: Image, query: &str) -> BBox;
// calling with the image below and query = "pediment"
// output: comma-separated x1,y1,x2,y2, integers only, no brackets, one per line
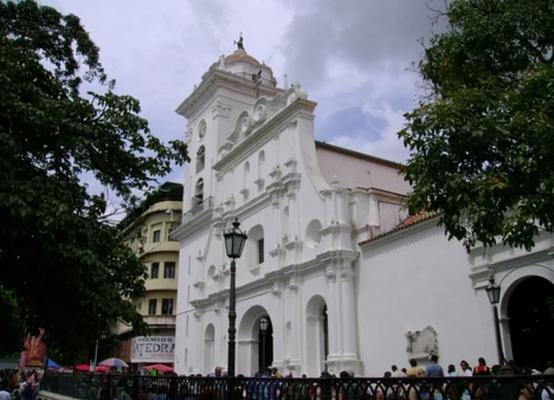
219,84,309,159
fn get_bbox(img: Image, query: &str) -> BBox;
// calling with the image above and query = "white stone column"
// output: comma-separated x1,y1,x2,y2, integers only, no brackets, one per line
324,262,341,371
325,254,362,376
286,275,301,373
338,260,359,364
272,281,284,370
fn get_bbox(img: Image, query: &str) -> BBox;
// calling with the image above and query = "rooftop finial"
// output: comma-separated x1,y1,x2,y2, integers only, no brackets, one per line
234,32,245,51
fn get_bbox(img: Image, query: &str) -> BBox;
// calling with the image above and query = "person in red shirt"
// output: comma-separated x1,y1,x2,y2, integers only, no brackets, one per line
473,357,491,375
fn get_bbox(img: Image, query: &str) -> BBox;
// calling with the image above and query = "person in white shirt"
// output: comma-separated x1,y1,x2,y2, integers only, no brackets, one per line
460,360,472,376
391,365,406,378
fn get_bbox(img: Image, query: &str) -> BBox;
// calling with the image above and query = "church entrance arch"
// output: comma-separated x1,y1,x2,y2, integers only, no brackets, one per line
506,276,554,369
237,305,273,376
306,295,329,376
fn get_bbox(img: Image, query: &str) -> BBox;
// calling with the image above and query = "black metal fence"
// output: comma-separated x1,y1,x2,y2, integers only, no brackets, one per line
40,372,554,400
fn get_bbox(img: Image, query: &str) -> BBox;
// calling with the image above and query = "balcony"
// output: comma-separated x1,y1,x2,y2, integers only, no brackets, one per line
143,314,176,328
144,279,177,292
142,241,180,255
182,196,214,224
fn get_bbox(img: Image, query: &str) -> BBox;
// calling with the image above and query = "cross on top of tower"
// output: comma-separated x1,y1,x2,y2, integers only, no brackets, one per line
234,33,245,52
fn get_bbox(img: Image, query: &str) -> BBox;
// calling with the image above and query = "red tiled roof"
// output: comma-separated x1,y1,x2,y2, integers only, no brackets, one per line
358,210,440,246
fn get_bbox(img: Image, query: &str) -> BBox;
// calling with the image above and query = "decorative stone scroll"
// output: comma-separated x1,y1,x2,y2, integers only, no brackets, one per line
406,326,438,360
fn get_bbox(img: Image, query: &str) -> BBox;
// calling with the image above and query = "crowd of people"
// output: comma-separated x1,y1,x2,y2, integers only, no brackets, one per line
381,356,554,379
0,369,41,400
1,357,553,399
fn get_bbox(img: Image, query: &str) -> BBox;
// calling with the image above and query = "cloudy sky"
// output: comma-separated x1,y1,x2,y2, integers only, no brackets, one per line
43,0,447,189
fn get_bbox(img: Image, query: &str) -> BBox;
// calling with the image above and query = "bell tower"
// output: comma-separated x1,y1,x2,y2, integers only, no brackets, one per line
176,40,281,219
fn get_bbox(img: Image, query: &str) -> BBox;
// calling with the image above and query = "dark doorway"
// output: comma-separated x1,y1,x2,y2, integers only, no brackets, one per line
507,276,554,370
323,304,329,370
258,316,273,373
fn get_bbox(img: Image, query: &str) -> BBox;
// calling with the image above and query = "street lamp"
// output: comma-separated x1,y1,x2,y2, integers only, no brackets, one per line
259,317,269,371
485,277,505,364
223,218,247,377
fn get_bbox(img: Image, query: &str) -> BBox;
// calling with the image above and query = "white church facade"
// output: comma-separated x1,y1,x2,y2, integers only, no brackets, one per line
171,46,554,377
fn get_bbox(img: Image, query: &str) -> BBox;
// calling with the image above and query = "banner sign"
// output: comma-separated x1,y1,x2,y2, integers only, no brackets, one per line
131,336,175,363
20,327,47,368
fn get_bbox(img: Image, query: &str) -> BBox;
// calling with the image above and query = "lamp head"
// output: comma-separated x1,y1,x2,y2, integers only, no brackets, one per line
259,317,269,332
485,277,501,305
224,218,247,259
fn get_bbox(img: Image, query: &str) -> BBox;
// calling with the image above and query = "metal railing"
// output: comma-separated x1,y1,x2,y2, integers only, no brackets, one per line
40,373,554,400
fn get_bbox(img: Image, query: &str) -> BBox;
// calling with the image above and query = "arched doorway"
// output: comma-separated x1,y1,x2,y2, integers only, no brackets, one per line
258,316,273,373
507,276,554,369
237,305,274,376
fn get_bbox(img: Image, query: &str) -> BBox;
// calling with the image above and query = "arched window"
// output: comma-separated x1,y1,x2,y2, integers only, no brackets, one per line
241,161,250,201
196,146,205,173
243,161,250,187
257,151,266,191
194,178,204,208
246,225,264,267
258,151,265,176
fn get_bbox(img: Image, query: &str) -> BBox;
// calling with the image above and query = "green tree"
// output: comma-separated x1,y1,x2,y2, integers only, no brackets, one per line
0,287,25,356
0,1,187,362
399,0,554,250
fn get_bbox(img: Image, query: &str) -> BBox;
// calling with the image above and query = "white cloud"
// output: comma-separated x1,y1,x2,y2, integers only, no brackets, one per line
330,102,410,163
39,0,445,188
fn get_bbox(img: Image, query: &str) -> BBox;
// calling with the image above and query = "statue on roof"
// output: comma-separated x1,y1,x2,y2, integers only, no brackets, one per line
234,33,245,51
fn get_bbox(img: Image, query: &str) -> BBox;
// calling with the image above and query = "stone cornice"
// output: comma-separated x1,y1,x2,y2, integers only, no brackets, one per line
176,69,282,119
189,248,360,309
364,187,407,204
170,207,214,241
315,249,359,264
469,246,554,286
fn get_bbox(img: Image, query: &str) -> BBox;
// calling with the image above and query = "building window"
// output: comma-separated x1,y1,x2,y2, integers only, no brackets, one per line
161,298,174,315
152,229,161,243
194,179,204,208
164,262,176,278
148,299,157,315
196,146,205,173
150,262,159,279
257,238,264,264
247,225,264,267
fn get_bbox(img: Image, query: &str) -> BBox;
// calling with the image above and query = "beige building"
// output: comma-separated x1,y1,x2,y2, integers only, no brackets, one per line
115,182,182,367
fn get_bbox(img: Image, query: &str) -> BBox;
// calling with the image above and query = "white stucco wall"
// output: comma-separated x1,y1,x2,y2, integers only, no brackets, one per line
358,220,497,376
315,143,411,194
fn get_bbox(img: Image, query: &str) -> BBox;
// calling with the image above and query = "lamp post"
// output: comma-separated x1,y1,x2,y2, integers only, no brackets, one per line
223,218,247,377
485,277,505,364
259,317,269,371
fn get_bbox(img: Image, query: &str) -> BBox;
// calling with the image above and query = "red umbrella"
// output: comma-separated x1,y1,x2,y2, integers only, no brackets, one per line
143,364,173,372
94,365,111,373
74,364,90,372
